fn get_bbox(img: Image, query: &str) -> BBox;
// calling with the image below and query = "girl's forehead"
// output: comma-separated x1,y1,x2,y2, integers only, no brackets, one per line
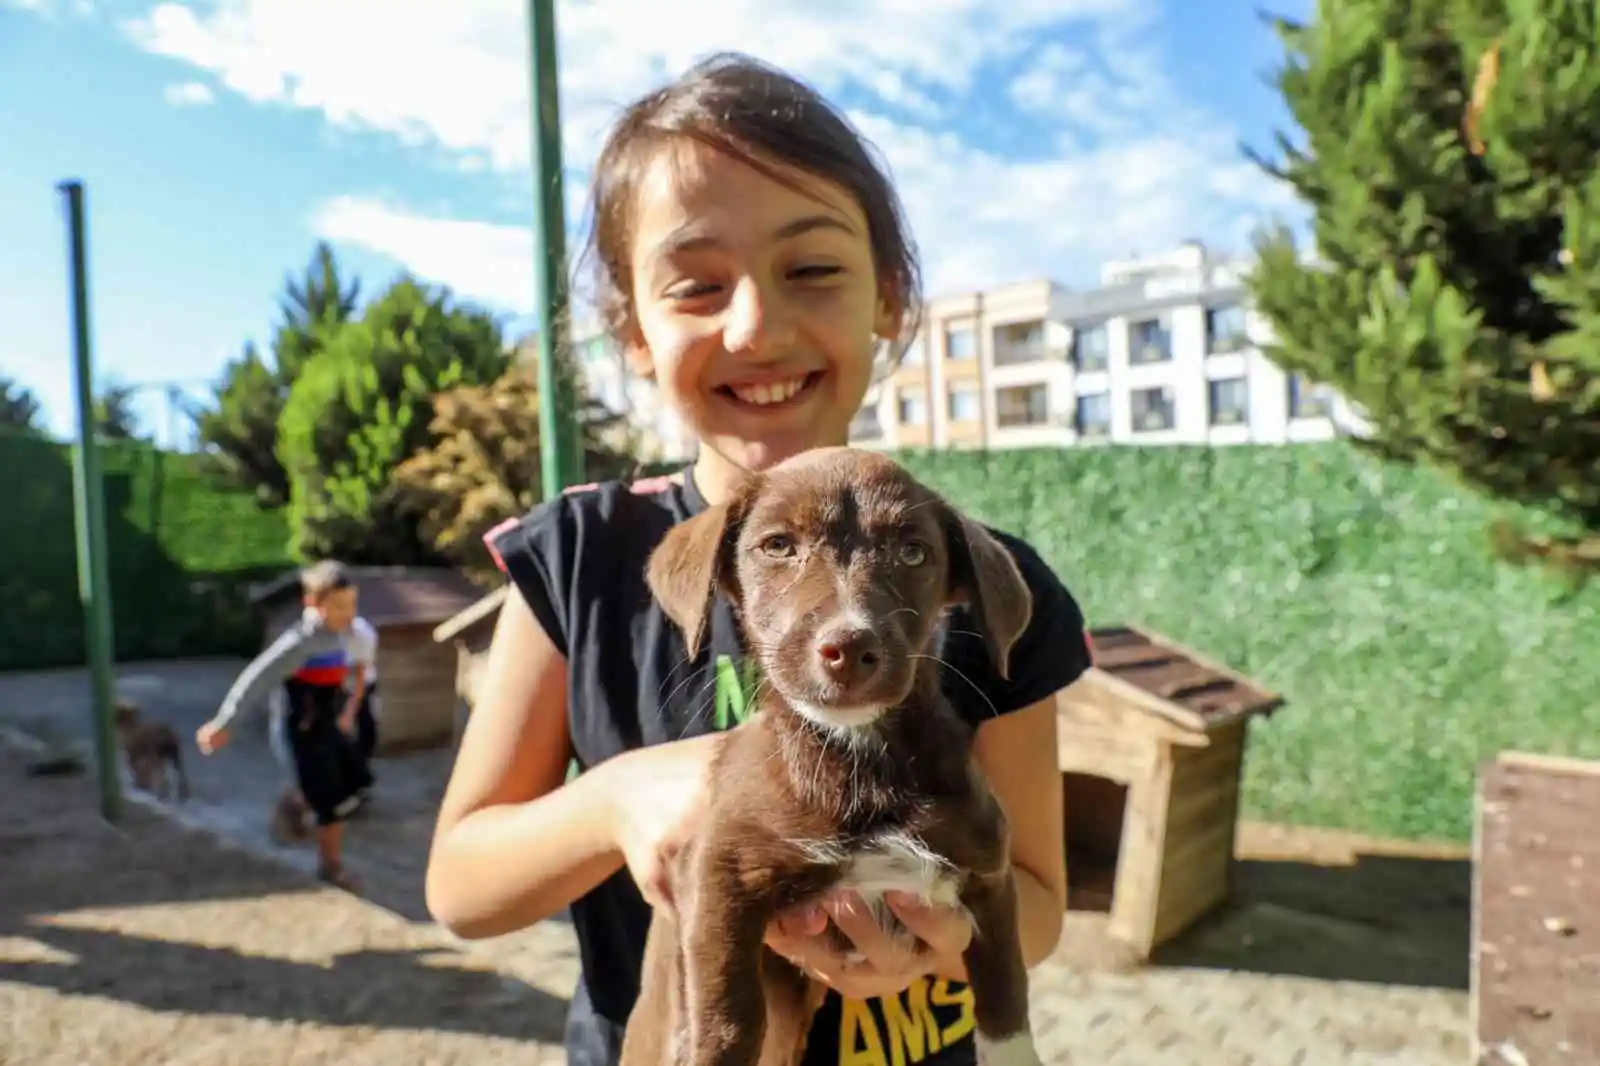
631,140,868,254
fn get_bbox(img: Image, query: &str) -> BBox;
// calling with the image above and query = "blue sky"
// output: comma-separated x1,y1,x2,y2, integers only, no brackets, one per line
1,0,1308,441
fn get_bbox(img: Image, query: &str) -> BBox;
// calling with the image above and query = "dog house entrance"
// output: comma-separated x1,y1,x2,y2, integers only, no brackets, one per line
1063,772,1128,913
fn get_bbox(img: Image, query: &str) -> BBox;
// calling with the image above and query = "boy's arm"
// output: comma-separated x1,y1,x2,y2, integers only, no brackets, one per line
209,623,322,731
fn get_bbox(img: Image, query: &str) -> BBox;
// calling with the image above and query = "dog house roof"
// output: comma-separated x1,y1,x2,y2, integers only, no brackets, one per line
432,585,508,643
250,566,483,628
1086,625,1283,732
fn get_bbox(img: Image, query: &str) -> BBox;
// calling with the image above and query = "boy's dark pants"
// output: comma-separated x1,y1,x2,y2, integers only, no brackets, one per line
282,678,373,826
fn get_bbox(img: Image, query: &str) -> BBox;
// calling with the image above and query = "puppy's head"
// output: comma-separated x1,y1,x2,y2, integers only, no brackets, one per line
646,447,1033,733
113,699,141,732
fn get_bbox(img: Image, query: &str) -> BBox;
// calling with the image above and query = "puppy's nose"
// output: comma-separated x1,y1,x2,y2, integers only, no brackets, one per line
815,627,883,687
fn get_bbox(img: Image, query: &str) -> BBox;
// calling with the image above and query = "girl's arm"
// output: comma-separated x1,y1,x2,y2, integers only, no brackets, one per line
425,586,627,938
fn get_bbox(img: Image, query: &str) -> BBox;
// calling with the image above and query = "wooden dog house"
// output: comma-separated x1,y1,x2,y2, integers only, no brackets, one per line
431,584,506,746
1058,625,1284,958
251,566,483,751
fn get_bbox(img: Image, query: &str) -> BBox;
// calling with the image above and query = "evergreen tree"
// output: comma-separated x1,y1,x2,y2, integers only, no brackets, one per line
1246,0,1600,576
195,242,360,505
276,275,514,564
0,377,43,433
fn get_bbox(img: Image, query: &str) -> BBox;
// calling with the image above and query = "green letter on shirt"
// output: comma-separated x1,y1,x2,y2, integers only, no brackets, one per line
713,654,760,730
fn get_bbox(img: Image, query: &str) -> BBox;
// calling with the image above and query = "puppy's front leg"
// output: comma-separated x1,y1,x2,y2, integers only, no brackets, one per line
959,867,1043,1066
682,839,771,1066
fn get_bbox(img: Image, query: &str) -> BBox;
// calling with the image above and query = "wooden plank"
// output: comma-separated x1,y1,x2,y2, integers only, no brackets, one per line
1496,750,1600,779
1473,755,1600,1064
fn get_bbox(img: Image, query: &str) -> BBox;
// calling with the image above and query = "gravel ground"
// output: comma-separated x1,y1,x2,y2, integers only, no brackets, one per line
0,738,569,1066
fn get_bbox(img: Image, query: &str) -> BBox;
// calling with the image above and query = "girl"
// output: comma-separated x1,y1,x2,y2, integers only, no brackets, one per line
426,51,1092,1066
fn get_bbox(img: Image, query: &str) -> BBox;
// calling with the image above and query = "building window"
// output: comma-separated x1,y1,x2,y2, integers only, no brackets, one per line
1128,317,1172,364
993,320,1045,365
898,393,927,425
1075,392,1111,438
945,325,976,361
1130,385,1176,432
996,384,1049,427
1208,377,1249,426
1073,323,1109,371
947,386,981,423
1287,373,1333,419
1205,304,1250,353
901,338,925,366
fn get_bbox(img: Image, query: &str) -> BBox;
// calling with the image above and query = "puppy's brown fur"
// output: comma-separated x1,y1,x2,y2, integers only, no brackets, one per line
620,447,1043,1066
114,698,190,802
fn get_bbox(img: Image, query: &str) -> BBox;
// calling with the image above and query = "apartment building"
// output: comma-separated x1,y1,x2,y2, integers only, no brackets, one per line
852,241,1359,451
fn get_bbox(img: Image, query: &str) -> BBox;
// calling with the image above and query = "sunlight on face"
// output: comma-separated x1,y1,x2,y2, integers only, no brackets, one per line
312,587,358,632
626,140,900,494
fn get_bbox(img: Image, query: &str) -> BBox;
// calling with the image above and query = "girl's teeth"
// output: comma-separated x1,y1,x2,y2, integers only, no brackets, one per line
731,376,805,406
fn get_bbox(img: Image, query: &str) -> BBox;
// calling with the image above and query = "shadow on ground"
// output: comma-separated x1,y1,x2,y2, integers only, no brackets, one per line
1,741,570,1046
1152,850,1472,990
0,921,568,1042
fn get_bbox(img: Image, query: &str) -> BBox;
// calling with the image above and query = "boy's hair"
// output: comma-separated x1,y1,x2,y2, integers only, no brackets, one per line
299,560,354,601
580,51,924,371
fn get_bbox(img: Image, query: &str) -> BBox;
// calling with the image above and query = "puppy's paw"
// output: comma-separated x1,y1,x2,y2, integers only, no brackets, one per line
975,1032,1044,1066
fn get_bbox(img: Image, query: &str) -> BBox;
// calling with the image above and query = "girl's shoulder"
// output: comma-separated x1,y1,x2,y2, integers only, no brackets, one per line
485,473,690,568
482,473,694,655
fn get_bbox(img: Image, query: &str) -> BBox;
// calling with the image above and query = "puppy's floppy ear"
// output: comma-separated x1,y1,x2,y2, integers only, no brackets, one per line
941,504,1033,680
646,491,750,660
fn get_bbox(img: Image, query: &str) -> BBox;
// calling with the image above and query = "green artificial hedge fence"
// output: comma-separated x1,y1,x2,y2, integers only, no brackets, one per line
4,429,1594,843
895,443,1599,844
0,430,292,671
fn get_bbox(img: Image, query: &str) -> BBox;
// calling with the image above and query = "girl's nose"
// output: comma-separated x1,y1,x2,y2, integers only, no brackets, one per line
722,277,794,358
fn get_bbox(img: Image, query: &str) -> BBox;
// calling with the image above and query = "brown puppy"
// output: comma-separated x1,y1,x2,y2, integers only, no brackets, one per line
114,698,190,802
620,447,1042,1066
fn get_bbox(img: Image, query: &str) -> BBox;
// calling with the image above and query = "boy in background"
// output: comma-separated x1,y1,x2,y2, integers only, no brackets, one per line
197,560,372,889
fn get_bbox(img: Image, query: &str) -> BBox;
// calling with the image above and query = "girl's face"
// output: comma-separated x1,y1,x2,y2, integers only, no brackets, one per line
624,140,901,498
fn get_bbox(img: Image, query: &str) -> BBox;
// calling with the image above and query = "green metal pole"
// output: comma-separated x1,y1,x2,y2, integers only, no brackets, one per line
58,179,121,823
528,0,582,496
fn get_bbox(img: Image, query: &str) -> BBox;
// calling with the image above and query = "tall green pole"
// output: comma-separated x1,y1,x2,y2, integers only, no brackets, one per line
528,0,582,497
58,179,121,823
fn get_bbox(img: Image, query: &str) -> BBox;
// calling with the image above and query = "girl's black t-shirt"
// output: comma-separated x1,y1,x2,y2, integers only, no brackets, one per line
487,466,1093,1066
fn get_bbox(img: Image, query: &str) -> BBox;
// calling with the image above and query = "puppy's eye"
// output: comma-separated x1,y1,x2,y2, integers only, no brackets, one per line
759,533,797,558
898,540,928,566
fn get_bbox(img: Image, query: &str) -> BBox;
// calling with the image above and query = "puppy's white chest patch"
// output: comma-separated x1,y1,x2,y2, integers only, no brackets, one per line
796,831,968,950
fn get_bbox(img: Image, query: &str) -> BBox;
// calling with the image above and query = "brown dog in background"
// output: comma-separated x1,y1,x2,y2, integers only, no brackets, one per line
620,447,1043,1066
114,698,190,802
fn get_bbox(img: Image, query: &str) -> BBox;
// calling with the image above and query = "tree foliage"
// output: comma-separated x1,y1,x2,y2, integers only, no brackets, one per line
195,242,359,506
392,360,638,585
1246,0,1600,576
0,377,43,433
276,275,514,564
94,381,143,440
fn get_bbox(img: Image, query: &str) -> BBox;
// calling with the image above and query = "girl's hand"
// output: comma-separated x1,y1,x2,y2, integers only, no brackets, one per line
765,890,974,1002
604,732,726,914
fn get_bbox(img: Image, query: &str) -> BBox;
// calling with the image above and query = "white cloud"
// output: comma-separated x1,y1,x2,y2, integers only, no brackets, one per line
113,0,1304,314
162,79,215,106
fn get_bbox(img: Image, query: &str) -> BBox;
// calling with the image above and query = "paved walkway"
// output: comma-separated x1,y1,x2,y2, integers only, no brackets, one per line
0,658,1473,1064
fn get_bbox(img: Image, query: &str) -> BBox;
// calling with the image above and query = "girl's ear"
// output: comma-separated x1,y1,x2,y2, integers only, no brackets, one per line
874,282,905,342
621,320,656,379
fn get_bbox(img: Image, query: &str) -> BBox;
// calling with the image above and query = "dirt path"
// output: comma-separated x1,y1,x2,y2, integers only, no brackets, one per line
0,739,570,1066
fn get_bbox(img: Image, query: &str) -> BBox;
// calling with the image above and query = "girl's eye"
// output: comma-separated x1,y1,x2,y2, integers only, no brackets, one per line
759,533,797,558
791,264,843,280
898,540,928,566
665,280,722,300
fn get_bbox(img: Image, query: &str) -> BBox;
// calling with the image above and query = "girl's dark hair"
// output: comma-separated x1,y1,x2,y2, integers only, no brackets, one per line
580,51,924,364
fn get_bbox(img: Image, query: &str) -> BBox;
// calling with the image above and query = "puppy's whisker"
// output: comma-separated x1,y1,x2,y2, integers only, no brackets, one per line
910,653,1000,719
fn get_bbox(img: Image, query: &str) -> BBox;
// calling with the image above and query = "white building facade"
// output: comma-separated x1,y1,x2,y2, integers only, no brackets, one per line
855,242,1362,451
